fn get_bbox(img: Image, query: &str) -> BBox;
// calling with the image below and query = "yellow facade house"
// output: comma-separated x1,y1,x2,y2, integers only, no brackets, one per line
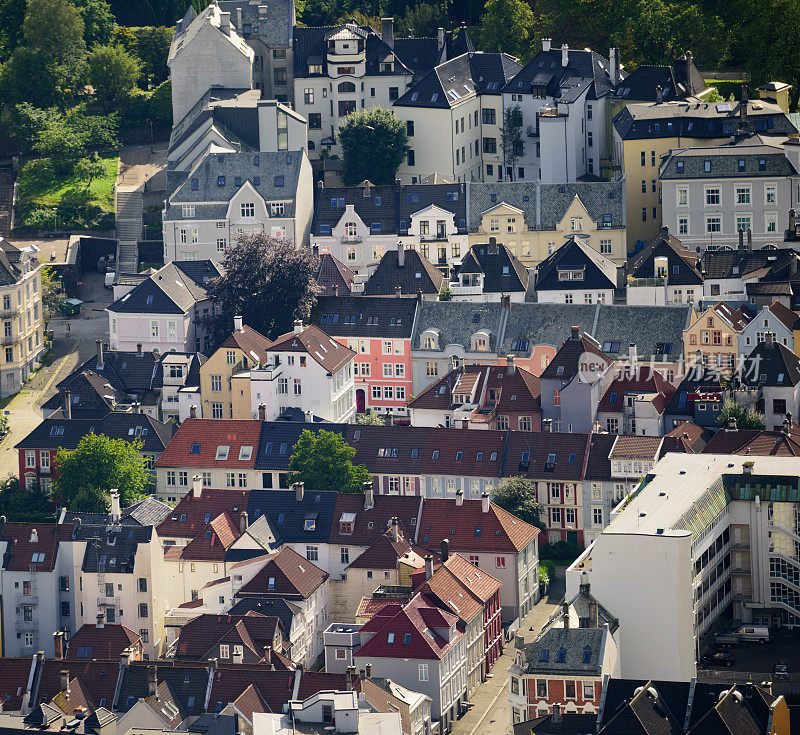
199,317,271,419
682,301,752,374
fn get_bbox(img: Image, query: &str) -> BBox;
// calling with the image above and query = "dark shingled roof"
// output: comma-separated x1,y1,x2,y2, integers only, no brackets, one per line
454,242,529,293
312,295,418,339
519,627,606,674
660,142,798,179
57,349,159,394
627,230,703,286
218,0,294,48
534,236,618,292
611,53,707,103
741,339,800,386
363,248,444,296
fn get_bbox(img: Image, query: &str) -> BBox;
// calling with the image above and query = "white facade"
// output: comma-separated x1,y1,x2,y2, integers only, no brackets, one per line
109,306,212,354
738,305,794,352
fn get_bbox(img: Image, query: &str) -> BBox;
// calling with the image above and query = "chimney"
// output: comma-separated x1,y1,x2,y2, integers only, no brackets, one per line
110,490,121,524
440,538,449,562
743,460,754,475
364,480,374,510
628,343,636,374
294,481,304,502
417,289,423,304
747,228,752,250
561,43,569,67
790,209,797,234
543,418,552,433
60,670,70,694
437,27,445,54
345,666,355,690
552,704,562,722
461,419,469,429
381,17,394,49
120,648,131,667
488,236,498,254
660,224,669,236
542,38,551,52
97,613,105,629
579,571,590,596
395,285,402,298
739,228,745,250
312,244,319,256
609,47,618,85
293,319,303,334
147,665,157,697
332,284,338,297
137,343,142,355
501,294,510,309
784,414,792,434
571,325,580,341
398,242,405,267
482,491,490,514
390,517,399,542
455,489,464,507
562,601,570,628
96,340,104,370
765,331,775,346
588,599,599,628
219,10,231,34
365,662,372,679
240,511,248,534
234,315,244,333
192,474,202,498
425,554,434,580
728,416,738,430
740,84,749,134
506,355,516,375
63,391,72,420
258,404,266,422
305,410,313,424
190,404,197,419
656,85,663,103
53,631,64,660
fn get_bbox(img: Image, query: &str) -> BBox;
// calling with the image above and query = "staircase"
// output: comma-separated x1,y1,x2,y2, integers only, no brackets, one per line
115,187,141,274
0,162,15,238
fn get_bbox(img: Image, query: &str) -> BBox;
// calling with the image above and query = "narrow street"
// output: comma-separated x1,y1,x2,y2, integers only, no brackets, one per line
0,272,111,479
452,579,565,735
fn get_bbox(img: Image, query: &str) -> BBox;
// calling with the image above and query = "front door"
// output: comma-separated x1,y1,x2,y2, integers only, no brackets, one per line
567,530,578,545
356,389,365,413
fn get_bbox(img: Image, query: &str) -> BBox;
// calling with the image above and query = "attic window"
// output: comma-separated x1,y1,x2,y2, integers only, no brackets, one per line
190,443,201,454
404,633,411,643
277,513,285,523
304,515,317,531
568,453,576,463
217,176,226,187
557,648,566,662
204,513,211,523
476,452,483,461
216,445,230,460
50,426,64,436
475,526,481,537
547,453,556,464
490,451,497,461
146,295,154,305
676,161,684,174
387,632,395,643
432,450,440,459
556,366,564,376
239,446,253,461
583,646,592,663
268,577,275,590
539,649,549,662
191,178,199,191
411,449,419,458
456,451,463,460
274,176,285,187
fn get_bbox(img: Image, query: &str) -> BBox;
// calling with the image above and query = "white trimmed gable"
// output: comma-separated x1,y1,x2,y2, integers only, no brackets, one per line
332,205,370,239
227,181,268,224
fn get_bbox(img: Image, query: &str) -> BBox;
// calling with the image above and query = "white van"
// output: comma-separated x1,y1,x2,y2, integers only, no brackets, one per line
735,626,770,643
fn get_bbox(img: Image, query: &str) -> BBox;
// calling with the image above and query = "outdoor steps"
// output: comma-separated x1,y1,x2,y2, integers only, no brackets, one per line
115,188,143,273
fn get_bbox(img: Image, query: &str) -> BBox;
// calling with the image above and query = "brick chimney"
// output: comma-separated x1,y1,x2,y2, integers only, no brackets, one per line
192,475,202,499
294,482,305,502
53,631,64,660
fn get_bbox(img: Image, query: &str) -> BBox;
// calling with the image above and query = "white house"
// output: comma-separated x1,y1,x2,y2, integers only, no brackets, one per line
107,260,223,354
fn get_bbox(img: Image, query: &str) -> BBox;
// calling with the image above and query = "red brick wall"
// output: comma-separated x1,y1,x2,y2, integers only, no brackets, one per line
524,675,602,718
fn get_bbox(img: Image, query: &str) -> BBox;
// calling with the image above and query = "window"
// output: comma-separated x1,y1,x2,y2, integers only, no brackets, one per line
677,187,688,206
210,374,222,392
181,204,195,219
736,215,751,232
212,402,223,419
273,67,287,85
593,507,603,525
406,120,414,136
220,644,229,659
705,188,720,205
304,88,314,104
418,664,428,681
766,212,777,233
389,87,399,100
519,416,532,431
340,547,349,564
496,556,506,568
766,183,777,204
483,137,497,154
138,603,148,618
240,202,255,218
565,680,576,698
308,113,321,129
293,378,302,395
482,108,496,125
407,149,415,166
678,217,688,235
138,578,147,592
306,545,319,561
584,682,595,699
536,679,547,698
736,186,751,205
553,390,561,406
150,320,159,339
706,216,721,234
773,399,787,415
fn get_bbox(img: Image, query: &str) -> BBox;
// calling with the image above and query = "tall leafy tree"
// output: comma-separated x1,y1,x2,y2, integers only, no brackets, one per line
716,400,765,430
338,107,408,186
206,234,321,341
501,105,523,181
288,429,372,493
40,265,63,331
491,477,545,531
0,477,55,522
479,0,533,58
54,434,152,511
0,0,26,60
72,0,115,47
88,44,142,110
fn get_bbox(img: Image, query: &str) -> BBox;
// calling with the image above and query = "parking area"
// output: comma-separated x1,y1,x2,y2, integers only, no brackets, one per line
699,628,800,683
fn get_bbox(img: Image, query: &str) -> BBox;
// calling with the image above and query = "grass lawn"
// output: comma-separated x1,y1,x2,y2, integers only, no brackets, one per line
18,153,117,212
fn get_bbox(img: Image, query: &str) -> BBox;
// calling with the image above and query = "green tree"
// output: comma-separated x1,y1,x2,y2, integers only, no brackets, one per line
354,411,385,425
501,104,523,181
480,0,533,57
338,107,408,186
0,0,26,60
206,234,321,341
8,102,51,152
33,105,118,174
72,0,115,47
491,476,545,531
88,44,142,110
75,152,106,188
133,26,174,85
54,433,152,510
288,429,372,493
397,2,450,38
0,477,55,522
40,265,63,330
717,399,765,430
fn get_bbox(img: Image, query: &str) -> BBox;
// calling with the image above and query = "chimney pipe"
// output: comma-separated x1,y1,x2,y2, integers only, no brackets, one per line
455,489,464,507
390,517,399,542
147,665,157,697
240,511,248,534
381,17,394,49
790,209,797,234
294,481,304,502
53,631,64,660
137,343,142,356
97,613,105,629
747,228,752,250
96,340,104,370
562,601,570,628
60,670,70,694
258,404,266,422
345,666,355,690
739,228,744,250
765,331,775,346
425,554,434,580
542,38,551,52
743,460,754,475
398,242,405,267
63,391,72,420
110,490,121,524
395,285,402,298
332,284,338,297
609,47,618,85
364,480,374,510
437,27,445,54
482,491,490,514
441,538,449,562
365,662,372,679
501,294,510,309
506,355,516,375
571,325,580,341
588,599,599,628
189,404,197,419
561,43,569,67
293,319,303,334
192,474,202,498
234,315,244,333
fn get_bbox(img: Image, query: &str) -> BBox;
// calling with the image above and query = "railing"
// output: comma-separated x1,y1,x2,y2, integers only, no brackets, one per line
448,283,483,296
16,594,37,605
628,277,667,288
1,335,16,345
0,308,18,318
340,235,362,244
97,596,121,607
526,124,539,137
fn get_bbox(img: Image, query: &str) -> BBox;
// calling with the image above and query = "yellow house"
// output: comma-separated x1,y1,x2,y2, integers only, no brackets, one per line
199,318,271,419
612,97,794,250
682,301,752,373
468,195,627,268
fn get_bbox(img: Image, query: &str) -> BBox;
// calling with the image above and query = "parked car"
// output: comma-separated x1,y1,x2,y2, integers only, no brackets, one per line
701,652,736,668
734,626,770,644
774,659,789,680
713,632,740,647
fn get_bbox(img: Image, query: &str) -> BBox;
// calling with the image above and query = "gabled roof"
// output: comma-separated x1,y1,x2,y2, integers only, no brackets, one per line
520,626,607,674
108,261,222,314
347,528,416,569
417,497,538,553
598,371,675,414
237,546,328,599
610,435,663,461
1,523,74,571
0,238,34,286
503,430,591,481
664,422,713,453
220,324,272,362
267,324,354,373
314,253,355,296
57,349,159,394
534,235,618,292
115,661,210,713
158,489,250,538
411,300,505,354
255,421,349,470
701,245,800,280
37,660,119,712
246,489,338,545
661,142,797,179
611,53,707,102
175,613,281,660
627,230,703,286
154,418,262,469
418,553,501,622
702,424,800,456
313,295,418,340
598,680,684,734
454,242,529,293
165,510,243,561
742,339,800,386
66,623,141,660
0,658,35,710
690,301,752,332
229,597,301,638
41,370,127,418
363,248,444,296
539,328,611,382
328,493,422,546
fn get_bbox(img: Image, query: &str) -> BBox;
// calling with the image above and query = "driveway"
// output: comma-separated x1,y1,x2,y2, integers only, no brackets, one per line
0,271,111,479
451,580,565,735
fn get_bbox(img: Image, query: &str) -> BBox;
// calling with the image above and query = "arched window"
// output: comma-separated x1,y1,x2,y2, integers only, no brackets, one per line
338,81,356,93
308,140,316,150
345,222,357,237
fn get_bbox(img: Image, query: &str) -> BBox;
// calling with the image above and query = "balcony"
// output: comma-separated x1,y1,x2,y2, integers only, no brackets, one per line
448,283,483,296
0,308,18,318
419,233,447,242
16,594,37,605
730,542,750,550
97,596,121,607
1,334,17,345
526,124,539,138
628,277,666,288
340,235,362,244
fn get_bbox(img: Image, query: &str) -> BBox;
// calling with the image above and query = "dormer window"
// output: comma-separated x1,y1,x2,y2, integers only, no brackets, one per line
216,445,230,460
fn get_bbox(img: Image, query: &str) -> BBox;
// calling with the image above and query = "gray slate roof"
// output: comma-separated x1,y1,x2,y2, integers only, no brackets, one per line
166,149,304,221
660,143,797,179
218,0,294,48
466,181,625,231
412,300,506,353
520,627,606,674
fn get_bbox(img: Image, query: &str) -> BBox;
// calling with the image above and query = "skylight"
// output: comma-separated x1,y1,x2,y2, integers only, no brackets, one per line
215,445,230,460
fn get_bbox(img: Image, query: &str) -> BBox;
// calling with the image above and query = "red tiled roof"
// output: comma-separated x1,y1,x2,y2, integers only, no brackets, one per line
65,624,141,660
768,301,800,330
609,435,664,461
347,529,414,569
238,547,328,599
665,422,711,453
504,430,590,481
169,511,242,561
298,671,359,699
418,498,538,553
1,523,73,572
209,667,294,714
419,553,501,624
328,493,422,546
268,324,354,374
355,592,463,661
702,425,800,456
154,419,261,469
0,658,34,710
157,489,249,539
356,598,401,621
220,325,272,362
230,683,273,718
175,613,280,660
540,331,611,382
598,371,674,413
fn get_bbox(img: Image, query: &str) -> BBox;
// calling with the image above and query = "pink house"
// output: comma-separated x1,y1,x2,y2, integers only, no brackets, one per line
313,295,417,417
